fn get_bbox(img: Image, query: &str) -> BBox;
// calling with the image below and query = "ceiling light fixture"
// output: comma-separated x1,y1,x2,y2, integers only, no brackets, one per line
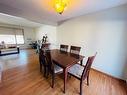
54,0,67,14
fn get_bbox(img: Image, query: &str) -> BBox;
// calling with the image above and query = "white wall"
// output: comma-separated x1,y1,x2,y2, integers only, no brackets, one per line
57,4,127,80
35,25,57,49
0,23,35,48
23,27,35,48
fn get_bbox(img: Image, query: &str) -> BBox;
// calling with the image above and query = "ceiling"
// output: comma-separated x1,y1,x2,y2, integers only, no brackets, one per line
0,13,42,28
0,0,127,26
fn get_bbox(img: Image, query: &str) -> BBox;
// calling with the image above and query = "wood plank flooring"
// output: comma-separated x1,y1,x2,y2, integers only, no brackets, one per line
0,49,126,95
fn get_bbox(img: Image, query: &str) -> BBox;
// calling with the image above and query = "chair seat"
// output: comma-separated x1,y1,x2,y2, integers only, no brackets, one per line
54,64,63,73
68,64,84,78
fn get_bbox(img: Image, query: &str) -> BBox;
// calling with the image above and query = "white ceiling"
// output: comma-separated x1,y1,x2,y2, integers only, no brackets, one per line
0,13,42,28
0,0,127,26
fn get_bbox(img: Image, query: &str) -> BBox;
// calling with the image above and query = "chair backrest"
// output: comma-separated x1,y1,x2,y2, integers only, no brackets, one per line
60,44,68,52
81,52,97,80
39,49,43,63
45,50,53,71
70,46,81,55
39,49,47,66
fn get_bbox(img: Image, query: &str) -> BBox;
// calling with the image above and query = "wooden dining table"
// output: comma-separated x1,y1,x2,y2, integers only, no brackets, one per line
50,49,85,93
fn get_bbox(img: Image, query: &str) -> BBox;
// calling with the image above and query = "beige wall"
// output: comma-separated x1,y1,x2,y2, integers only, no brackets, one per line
35,25,57,49
57,4,127,80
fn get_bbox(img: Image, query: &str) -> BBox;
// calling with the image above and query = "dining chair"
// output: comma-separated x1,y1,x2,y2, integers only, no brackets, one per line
70,46,81,55
39,49,48,77
60,44,69,52
68,52,97,95
45,50,63,88
70,46,82,65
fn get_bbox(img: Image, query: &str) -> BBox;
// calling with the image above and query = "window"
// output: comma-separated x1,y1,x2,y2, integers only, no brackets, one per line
0,27,24,45
16,35,24,44
0,35,16,44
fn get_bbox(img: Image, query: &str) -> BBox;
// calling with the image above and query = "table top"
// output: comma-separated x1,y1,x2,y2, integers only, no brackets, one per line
50,49,85,68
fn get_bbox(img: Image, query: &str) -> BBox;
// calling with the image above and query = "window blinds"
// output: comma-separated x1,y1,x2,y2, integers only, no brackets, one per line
0,26,24,44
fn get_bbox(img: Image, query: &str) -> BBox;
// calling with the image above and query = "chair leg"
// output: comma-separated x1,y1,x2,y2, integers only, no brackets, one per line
46,67,50,78
80,81,83,95
40,63,42,72
87,74,89,86
46,68,49,78
44,66,46,77
52,72,55,88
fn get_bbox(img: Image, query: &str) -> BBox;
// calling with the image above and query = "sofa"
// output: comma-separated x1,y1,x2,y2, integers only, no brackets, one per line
0,46,20,56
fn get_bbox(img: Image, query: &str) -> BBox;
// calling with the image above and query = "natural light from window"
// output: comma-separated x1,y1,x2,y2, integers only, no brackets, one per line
0,34,24,44
16,35,24,44
0,35,16,44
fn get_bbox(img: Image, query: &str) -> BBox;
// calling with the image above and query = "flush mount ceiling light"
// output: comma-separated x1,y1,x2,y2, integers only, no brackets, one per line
54,0,67,14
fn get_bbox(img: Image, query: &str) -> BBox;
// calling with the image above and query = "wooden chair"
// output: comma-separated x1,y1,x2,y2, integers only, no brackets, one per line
45,50,63,88
70,46,82,65
39,49,48,77
60,44,68,52
70,46,81,55
68,52,97,95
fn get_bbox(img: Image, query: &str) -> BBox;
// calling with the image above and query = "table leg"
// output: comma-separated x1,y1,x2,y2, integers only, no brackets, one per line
64,68,68,93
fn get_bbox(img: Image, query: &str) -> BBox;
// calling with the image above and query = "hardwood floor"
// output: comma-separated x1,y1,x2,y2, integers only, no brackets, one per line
0,49,126,95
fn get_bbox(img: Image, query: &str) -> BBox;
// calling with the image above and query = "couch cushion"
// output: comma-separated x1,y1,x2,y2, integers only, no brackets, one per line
1,48,17,52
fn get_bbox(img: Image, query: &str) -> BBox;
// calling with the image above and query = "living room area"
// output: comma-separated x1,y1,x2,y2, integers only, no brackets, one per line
0,14,57,82
0,23,34,56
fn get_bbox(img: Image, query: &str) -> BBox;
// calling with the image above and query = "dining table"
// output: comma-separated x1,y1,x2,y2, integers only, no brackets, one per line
50,49,85,93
